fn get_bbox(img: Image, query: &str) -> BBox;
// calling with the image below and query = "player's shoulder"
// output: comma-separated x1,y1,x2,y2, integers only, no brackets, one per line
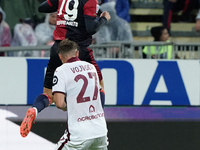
55,63,70,72
84,61,96,70
76,60,95,68
81,0,89,3
55,65,63,73
82,60,93,66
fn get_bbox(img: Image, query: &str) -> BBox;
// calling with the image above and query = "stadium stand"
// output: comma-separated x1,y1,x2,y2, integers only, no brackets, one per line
130,0,200,43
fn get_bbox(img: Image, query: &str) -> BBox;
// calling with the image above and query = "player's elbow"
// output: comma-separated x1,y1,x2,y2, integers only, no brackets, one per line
86,26,97,35
38,1,47,12
38,6,42,12
53,94,67,111
55,102,67,111
55,102,62,109
38,1,57,13
55,100,64,108
85,19,99,35
38,5,51,13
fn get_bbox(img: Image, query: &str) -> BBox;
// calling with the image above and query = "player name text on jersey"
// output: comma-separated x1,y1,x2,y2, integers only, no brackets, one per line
70,64,94,73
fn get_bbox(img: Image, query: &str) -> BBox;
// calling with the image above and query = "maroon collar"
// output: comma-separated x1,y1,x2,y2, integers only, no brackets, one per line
67,57,81,63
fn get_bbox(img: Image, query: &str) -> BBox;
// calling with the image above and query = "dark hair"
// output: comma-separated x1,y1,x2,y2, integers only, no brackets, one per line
58,39,79,55
150,26,166,41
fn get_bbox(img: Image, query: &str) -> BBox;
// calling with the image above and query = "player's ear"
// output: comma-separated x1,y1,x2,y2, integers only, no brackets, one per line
58,53,63,62
76,50,79,57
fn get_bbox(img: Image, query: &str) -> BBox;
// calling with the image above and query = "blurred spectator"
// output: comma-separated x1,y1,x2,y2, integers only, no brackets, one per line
163,0,198,33
142,26,178,59
0,0,45,33
99,0,107,5
93,2,133,57
35,12,56,57
11,18,39,57
115,0,131,22
0,7,12,56
102,0,131,22
195,0,200,31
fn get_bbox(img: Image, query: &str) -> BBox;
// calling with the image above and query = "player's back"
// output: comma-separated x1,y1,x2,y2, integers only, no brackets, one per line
54,0,98,45
58,59,107,141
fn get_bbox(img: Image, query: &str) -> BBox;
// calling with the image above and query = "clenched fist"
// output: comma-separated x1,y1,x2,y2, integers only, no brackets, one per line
100,11,111,21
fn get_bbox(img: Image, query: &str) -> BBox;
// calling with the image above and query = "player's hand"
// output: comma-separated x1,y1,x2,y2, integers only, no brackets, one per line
100,11,111,21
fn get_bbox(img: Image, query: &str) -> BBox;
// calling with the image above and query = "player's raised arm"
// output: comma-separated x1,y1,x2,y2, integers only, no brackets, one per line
83,0,111,36
38,0,58,13
84,11,110,35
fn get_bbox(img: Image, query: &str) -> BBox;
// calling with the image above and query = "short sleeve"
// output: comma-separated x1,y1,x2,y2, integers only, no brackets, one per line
83,0,99,17
52,67,66,94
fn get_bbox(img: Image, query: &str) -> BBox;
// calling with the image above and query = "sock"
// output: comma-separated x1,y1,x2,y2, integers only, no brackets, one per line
32,107,38,117
32,94,51,113
100,89,105,108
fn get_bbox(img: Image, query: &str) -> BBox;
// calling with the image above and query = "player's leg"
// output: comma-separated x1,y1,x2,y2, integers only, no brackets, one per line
100,88,105,108
86,47,105,107
20,40,62,137
78,46,104,89
88,136,108,150
20,91,51,137
99,80,104,91
55,130,92,150
78,46,105,107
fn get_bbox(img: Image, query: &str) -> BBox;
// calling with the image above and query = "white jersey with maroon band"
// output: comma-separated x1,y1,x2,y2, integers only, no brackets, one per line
52,57,107,141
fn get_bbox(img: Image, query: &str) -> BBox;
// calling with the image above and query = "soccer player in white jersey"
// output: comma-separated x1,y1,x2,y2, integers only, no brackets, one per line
52,39,108,150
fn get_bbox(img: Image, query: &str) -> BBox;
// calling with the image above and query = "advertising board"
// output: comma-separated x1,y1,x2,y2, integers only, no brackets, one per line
0,58,199,106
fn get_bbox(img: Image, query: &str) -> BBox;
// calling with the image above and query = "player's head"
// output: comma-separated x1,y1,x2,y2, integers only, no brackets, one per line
58,39,79,63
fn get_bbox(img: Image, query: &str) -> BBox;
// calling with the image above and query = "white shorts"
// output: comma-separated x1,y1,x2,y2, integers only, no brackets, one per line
55,131,108,150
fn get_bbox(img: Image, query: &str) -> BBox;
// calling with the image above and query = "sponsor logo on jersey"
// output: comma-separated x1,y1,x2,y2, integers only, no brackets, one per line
52,76,58,86
77,113,104,122
89,105,95,113
57,20,78,27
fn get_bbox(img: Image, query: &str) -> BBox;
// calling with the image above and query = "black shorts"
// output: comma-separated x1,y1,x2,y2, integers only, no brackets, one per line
43,40,103,89
43,40,62,89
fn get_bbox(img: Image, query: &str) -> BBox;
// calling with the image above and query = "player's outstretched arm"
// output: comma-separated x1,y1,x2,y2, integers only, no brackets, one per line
38,1,58,13
84,11,111,35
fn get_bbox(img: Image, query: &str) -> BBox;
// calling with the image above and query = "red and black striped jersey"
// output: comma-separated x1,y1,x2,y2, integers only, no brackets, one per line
47,0,100,44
